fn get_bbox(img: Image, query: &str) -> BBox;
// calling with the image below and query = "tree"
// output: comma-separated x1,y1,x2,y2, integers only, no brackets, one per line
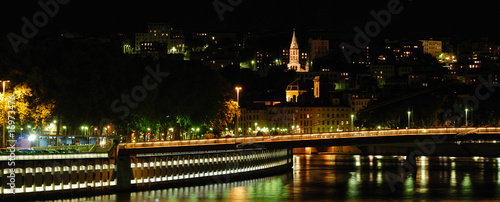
356,92,444,129
0,83,55,133
209,100,240,136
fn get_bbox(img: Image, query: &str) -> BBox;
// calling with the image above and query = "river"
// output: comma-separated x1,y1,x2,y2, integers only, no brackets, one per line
43,154,500,201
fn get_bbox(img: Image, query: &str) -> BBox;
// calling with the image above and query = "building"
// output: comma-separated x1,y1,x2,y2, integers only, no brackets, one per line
240,108,269,135
134,33,148,53
367,40,423,64
192,32,238,43
348,94,373,114
134,22,185,59
203,59,234,70
256,50,278,69
370,65,396,88
398,66,413,76
140,42,168,60
420,39,442,57
147,22,170,43
169,27,185,53
287,29,309,72
297,71,340,83
267,107,299,134
309,38,329,60
268,106,352,134
285,79,307,103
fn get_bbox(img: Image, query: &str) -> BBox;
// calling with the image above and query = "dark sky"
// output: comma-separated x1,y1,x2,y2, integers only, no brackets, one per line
2,0,499,42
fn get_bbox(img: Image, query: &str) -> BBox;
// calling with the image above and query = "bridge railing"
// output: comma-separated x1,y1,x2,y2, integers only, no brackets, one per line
119,127,500,149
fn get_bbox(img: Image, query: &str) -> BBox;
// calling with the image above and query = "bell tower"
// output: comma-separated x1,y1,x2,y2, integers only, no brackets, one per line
287,28,307,72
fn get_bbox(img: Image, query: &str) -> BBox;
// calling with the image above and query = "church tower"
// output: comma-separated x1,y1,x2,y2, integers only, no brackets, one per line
287,29,308,72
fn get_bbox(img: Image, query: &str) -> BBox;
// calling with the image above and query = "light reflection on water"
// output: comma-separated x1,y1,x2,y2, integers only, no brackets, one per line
45,155,500,201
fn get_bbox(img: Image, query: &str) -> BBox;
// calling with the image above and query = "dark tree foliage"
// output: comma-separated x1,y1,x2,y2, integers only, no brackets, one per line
0,37,231,139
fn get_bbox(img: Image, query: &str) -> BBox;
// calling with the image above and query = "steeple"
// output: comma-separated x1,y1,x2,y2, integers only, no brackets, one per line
290,28,299,49
287,28,307,72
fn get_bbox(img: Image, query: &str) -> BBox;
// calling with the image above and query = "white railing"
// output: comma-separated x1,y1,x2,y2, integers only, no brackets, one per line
119,127,500,149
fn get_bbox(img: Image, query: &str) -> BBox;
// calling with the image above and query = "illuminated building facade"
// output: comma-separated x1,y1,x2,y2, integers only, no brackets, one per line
134,23,185,58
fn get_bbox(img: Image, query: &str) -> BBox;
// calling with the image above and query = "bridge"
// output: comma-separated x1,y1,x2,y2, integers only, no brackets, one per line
2,127,500,200
120,127,500,156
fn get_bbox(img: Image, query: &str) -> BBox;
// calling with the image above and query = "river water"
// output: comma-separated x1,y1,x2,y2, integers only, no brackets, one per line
46,154,500,201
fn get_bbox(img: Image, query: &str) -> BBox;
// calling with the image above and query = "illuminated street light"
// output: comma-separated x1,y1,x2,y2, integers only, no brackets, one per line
84,126,89,145
407,111,411,129
465,108,469,127
235,86,242,136
350,114,354,131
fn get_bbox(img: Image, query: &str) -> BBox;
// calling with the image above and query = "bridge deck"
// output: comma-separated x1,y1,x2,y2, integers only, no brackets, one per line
119,127,500,154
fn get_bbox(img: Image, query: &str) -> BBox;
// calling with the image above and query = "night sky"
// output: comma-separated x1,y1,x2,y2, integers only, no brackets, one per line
1,0,499,42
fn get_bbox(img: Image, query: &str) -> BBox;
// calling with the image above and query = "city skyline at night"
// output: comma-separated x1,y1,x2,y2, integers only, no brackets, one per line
2,1,500,201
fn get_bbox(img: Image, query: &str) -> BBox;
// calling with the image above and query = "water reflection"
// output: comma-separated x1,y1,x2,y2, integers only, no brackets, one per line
42,155,500,201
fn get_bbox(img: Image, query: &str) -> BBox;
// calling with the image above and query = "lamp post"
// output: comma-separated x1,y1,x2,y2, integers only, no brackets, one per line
85,126,89,145
407,111,411,129
465,108,468,127
350,114,354,131
1,80,10,148
235,87,242,136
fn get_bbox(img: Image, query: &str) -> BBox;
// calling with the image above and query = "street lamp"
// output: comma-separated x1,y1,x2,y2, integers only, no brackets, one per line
350,114,354,131
1,80,10,148
84,126,89,145
28,134,36,147
235,87,242,136
465,108,469,127
407,111,411,129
